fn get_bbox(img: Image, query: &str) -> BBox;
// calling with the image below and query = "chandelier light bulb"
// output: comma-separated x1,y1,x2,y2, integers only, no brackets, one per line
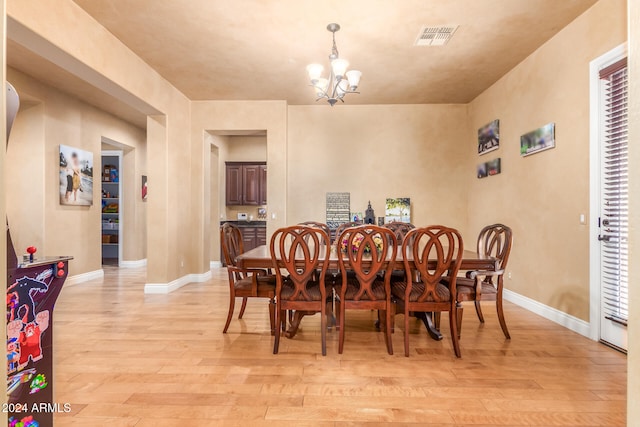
331,58,349,79
345,70,362,90
315,78,329,97
306,64,324,83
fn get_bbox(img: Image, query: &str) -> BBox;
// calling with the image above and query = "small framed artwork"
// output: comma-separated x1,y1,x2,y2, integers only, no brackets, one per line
478,119,499,155
385,198,411,223
59,144,94,206
487,158,501,176
521,122,555,156
141,175,148,200
477,158,501,179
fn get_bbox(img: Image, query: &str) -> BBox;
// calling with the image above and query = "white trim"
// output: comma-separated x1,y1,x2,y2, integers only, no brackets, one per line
66,269,104,285
588,43,628,341
120,259,147,268
503,288,590,338
210,261,223,269
144,270,212,294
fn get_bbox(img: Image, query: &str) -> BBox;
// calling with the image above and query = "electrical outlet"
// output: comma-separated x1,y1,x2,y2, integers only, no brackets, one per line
271,212,277,220
180,260,184,268
508,272,512,280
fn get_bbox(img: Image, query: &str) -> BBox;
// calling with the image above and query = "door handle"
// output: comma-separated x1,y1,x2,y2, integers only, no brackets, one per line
598,235,611,242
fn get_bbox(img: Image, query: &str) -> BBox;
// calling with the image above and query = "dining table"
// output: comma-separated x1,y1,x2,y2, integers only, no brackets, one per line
236,244,498,340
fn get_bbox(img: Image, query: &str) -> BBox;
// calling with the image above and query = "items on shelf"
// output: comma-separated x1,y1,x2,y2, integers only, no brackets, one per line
102,164,119,182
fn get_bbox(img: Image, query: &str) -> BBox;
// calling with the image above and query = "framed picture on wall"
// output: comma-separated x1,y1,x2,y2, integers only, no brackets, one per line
59,144,94,206
142,175,148,200
520,122,555,156
478,119,500,155
385,198,411,223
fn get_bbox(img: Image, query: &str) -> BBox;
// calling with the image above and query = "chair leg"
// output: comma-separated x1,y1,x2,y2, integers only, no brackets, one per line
223,296,235,333
334,295,341,331
321,304,327,356
474,300,485,323
238,297,248,319
449,308,461,358
404,307,410,357
496,294,511,339
385,308,393,355
326,300,336,331
273,308,281,354
433,312,441,331
456,303,464,339
268,299,276,336
338,300,346,354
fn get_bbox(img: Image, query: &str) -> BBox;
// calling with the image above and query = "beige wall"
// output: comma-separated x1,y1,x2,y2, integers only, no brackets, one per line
6,67,146,275
287,105,470,235
627,0,639,421
466,0,627,321
190,100,288,272
7,0,194,285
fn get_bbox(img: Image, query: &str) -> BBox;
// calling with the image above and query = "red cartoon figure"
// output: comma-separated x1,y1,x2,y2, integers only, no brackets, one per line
16,310,49,370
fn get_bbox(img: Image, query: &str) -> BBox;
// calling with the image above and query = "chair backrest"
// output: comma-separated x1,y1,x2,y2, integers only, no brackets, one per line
383,221,416,245
220,223,244,267
477,224,513,271
270,226,330,301
333,221,361,246
298,221,331,237
402,226,464,303
337,225,397,301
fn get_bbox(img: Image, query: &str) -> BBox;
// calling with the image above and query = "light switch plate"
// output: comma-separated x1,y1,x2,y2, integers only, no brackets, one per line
237,213,248,220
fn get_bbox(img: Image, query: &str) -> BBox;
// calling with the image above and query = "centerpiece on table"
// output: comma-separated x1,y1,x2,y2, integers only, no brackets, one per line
341,232,384,255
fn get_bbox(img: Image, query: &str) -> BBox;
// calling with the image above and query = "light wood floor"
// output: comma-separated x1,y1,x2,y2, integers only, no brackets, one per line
51,267,627,426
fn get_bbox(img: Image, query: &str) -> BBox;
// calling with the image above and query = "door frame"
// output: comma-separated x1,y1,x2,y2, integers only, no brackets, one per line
588,43,627,341
101,149,124,266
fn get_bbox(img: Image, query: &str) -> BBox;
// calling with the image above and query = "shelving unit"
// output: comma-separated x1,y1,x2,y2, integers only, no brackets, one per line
101,151,122,265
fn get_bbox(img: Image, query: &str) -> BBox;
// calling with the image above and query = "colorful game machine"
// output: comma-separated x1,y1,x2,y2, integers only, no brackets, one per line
5,82,73,426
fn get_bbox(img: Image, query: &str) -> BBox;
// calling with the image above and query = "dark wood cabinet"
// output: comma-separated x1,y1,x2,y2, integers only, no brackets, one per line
256,226,267,246
225,164,243,205
242,165,261,205
225,162,267,206
259,165,268,206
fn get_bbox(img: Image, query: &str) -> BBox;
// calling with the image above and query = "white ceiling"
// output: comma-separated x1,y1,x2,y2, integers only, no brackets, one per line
6,0,598,126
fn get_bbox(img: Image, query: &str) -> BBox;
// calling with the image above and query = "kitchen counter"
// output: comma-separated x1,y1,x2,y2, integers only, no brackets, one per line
220,220,266,227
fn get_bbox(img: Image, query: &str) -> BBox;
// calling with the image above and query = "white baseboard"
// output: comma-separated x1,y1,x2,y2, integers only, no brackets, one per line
210,261,222,269
66,269,104,285
503,288,591,338
120,259,147,268
144,270,212,294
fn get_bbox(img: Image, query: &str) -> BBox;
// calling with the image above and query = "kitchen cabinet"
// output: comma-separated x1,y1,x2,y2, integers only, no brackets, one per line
259,165,268,205
225,162,266,206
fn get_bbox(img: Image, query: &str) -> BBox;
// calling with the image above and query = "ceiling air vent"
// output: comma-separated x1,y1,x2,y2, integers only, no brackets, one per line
414,25,459,46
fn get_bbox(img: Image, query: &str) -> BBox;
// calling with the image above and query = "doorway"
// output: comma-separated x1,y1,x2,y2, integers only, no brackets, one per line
101,150,123,266
590,44,628,351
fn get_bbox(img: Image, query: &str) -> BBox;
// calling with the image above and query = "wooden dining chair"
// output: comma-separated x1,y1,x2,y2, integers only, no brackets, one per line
383,221,416,245
392,226,464,357
298,221,338,330
456,224,513,339
299,221,331,237
333,221,362,247
271,225,331,355
221,223,276,334
336,225,397,355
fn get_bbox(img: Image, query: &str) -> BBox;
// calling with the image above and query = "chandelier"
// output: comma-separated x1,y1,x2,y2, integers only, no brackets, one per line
306,23,361,106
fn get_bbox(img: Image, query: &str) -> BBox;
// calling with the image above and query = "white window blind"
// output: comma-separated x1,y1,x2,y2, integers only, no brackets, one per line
600,58,628,325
